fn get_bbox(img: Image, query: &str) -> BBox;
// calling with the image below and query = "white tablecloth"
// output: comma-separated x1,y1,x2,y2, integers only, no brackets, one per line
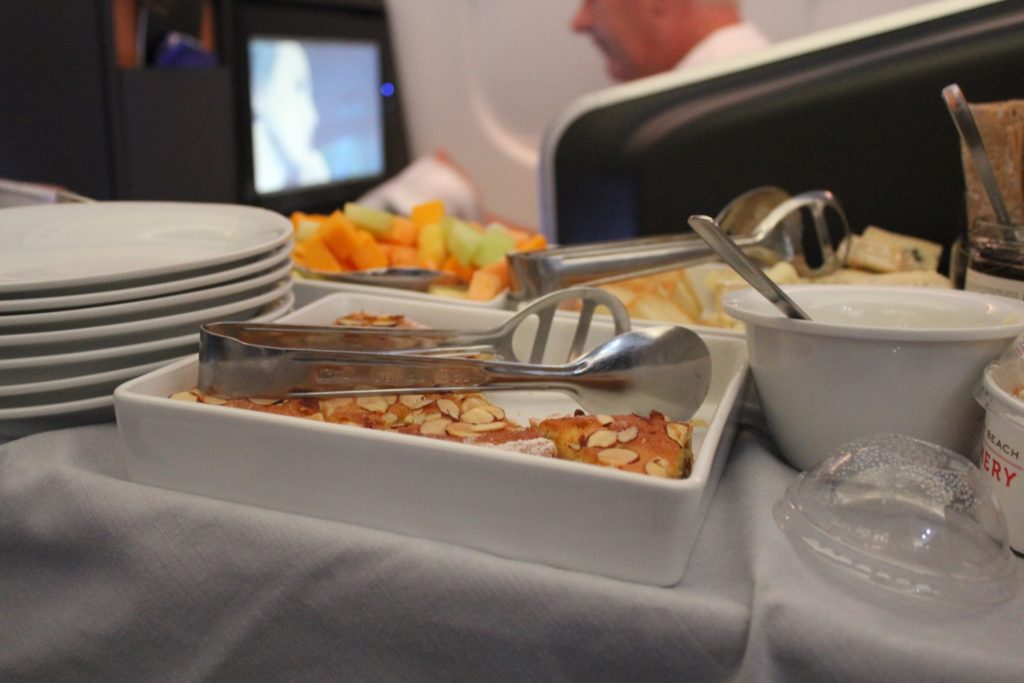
2,422,1022,682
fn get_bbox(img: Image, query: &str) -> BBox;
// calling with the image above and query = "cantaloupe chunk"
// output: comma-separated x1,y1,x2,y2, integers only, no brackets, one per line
385,216,418,246
297,234,343,272
440,254,475,283
387,244,418,268
515,233,548,253
350,230,388,270
411,199,445,229
467,269,503,301
478,256,509,290
318,210,361,264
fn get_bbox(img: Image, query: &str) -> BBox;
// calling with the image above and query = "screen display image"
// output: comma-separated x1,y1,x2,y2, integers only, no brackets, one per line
248,35,385,196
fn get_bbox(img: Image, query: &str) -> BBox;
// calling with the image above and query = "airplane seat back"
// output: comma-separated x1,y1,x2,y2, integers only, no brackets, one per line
542,0,1024,258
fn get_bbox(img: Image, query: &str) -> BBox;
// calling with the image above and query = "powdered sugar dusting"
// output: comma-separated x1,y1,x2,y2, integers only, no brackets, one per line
491,437,557,458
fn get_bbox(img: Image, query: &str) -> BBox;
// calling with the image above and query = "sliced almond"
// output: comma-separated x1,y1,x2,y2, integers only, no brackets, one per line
596,414,614,425
356,396,389,413
202,395,227,405
596,447,639,466
319,397,353,417
381,395,398,405
470,421,507,432
170,391,199,402
666,422,692,447
248,397,281,406
336,317,364,327
437,398,460,419
460,407,495,425
459,396,488,411
307,412,325,421
420,418,451,436
644,457,671,478
481,404,505,420
586,429,618,448
617,426,639,443
445,422,477,438
399,394,432,409
382,412,398,425
407,410,434,425
371,318,398,327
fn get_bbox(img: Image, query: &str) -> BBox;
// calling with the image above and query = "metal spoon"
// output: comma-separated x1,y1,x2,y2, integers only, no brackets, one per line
199,324,713,420
688,215,811,320
942,83,1012,225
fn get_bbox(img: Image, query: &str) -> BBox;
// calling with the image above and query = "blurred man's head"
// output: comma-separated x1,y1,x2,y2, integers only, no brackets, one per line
571,0,741,81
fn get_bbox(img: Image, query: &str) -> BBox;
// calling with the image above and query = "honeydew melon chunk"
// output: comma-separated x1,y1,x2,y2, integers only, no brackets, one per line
417,221,447,268
447,218,483,266
294,218,320,243
471,223,518,267
344,202,394,236
439,215,456,243
427,283,469,299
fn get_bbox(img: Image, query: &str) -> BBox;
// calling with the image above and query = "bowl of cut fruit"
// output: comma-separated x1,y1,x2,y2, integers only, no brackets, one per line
290,200,548,305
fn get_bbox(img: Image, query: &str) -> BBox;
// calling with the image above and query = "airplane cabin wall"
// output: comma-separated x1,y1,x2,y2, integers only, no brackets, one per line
385,0,937,231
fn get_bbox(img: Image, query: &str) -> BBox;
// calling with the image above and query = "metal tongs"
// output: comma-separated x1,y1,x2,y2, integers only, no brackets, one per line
507,188,850,300
198,287,712,418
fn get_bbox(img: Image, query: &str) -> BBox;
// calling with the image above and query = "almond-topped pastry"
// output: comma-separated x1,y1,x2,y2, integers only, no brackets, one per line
332,310,424,328
171,310,696,478
533,411,693,478
171,388,559,458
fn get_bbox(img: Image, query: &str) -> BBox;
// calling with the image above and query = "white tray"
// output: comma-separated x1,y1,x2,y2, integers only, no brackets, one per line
114,292,748,586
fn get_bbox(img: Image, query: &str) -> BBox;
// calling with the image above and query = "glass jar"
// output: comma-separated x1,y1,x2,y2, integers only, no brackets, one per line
964,220,1024,299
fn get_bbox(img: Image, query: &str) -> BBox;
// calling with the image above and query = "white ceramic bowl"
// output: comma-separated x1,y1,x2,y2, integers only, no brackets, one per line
723,285,1024,471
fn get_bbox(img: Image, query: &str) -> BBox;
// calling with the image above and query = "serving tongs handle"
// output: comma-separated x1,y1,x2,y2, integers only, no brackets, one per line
507,190,848,300
507,232,749,300
200,286,630,367
197,322,713,420
198,344,583,400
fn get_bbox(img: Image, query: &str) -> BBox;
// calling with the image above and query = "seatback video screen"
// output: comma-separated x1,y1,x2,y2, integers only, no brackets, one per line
247,35,385,195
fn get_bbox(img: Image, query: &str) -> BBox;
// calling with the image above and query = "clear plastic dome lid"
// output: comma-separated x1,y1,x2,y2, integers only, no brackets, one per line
774,434,1017,606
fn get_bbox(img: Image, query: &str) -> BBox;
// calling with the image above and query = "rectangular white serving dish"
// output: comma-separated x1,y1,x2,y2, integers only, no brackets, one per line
114,291,748,586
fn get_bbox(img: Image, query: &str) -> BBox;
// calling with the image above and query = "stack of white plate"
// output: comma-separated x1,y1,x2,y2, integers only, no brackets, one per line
0,202,296,441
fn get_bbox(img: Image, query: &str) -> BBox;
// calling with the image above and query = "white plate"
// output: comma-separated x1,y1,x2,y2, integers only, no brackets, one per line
0,258,293,332
0,243,292,314
115,291,749,586
0,292,294,443
0,290,293,383
0,332,198,384
0,395,116,443
0,358,180,408
0,202,292,295
0,281,293,354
